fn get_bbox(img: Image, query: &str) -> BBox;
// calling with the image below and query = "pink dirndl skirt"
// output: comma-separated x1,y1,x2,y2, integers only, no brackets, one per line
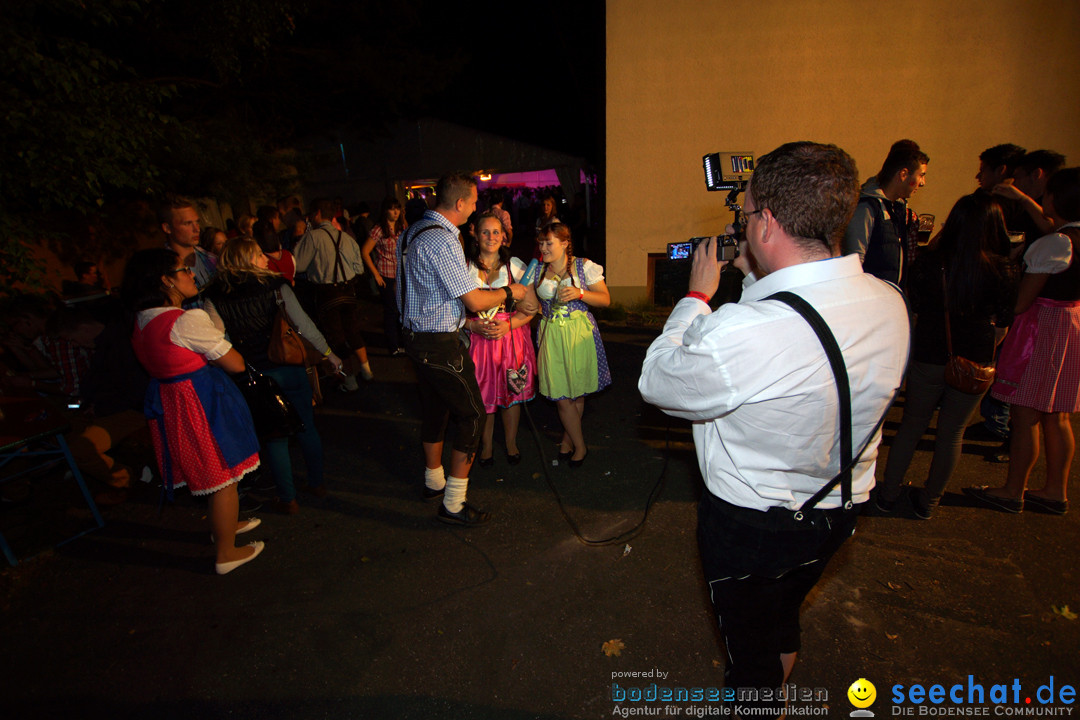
469,312,537,413
991,298,1080,413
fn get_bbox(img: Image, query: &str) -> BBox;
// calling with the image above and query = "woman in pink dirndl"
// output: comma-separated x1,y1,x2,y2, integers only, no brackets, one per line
465,211,538,466
965,168,1080,515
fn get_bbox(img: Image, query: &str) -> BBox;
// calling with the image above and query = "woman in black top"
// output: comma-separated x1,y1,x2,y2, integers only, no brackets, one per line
877,192,1018,518
204,238,343,514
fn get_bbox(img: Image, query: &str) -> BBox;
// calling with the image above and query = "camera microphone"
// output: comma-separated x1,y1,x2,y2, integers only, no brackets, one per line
521,258,540,285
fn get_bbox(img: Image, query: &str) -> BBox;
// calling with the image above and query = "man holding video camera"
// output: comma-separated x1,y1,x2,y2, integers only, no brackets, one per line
639,142,909,715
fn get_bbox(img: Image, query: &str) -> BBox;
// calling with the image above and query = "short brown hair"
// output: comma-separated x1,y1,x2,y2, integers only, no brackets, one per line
877,140,929,185
749,142,860,252
156,195,196,226
434,173,477,210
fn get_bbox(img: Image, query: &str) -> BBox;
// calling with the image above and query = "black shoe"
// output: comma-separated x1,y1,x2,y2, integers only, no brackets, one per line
872,489,899,515
557,449,572,463
438,502,491,526
1023,491,1068,515
964,424,1009,443
963,486,1023,514
909,487,934,520
569,450,588,468
985,441,1010,464
506,451,522,465
422,485,445,501
477,455,494,468
238,493,263,514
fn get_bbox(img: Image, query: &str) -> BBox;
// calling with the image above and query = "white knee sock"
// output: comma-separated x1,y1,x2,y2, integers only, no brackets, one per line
424,466,446,491
443,475,468,514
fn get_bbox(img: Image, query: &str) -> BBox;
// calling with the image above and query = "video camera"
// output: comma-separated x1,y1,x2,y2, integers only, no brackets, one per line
667,152,755,263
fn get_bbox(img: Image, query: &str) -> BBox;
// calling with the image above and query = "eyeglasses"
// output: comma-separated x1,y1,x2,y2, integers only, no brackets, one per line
744,208,765,218
167,266,195,275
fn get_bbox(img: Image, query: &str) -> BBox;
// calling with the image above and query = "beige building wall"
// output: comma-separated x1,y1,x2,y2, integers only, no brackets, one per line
606,0,1080,304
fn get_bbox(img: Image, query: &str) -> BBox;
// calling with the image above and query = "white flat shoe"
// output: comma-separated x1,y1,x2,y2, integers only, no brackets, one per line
211,517,261,543
215,541,264,575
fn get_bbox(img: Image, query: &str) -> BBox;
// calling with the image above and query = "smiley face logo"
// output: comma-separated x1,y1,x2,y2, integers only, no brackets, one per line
847,678,877,709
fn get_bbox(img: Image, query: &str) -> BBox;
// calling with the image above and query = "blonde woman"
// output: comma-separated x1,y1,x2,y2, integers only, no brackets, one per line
204,238,343,514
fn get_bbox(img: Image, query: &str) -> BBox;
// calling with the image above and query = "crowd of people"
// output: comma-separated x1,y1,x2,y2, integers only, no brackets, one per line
837,140,1077,520
0,177,606,571
1,143,1077,718
640,140,1077,719
1,148,1076,585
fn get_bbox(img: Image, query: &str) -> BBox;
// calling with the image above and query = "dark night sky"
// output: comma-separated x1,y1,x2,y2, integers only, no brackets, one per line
294,0,606,162
427,2,606,161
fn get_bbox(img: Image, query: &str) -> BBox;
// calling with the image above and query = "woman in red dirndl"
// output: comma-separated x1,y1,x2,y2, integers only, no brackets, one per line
125,248,265,574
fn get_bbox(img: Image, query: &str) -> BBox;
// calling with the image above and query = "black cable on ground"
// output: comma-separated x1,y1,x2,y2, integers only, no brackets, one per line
520,400,671,547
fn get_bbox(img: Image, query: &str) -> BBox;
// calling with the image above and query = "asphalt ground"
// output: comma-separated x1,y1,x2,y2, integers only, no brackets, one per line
2,301,1077,719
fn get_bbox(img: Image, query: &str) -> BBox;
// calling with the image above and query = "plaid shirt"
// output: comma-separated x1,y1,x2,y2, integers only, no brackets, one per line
34,336,90,398
396,210,475,332
368,225,401,279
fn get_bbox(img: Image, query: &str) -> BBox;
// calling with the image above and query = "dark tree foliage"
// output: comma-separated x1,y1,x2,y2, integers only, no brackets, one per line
0,0,597,294
0,0,452,293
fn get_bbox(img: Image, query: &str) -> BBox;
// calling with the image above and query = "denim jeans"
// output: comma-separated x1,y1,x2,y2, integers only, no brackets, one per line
882,362,984,504
262,365,324,502
980,393,1011,440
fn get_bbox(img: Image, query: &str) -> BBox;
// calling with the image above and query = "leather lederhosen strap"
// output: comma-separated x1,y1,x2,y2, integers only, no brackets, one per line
766,289,906,519
397,224,443,332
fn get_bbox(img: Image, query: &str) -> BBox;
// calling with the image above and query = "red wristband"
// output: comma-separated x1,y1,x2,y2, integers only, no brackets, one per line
686,291,710,303
579,288,585,300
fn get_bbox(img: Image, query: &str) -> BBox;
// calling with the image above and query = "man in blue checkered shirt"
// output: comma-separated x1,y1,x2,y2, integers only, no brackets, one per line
397,173,529,526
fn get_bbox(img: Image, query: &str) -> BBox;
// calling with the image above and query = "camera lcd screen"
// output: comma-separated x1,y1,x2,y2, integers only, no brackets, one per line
667,242,693,260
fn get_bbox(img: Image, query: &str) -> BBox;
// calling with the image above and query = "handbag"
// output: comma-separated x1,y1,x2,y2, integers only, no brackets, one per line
506,330,528,396
941,270,995,395
268,289,323,366
234,366,305,440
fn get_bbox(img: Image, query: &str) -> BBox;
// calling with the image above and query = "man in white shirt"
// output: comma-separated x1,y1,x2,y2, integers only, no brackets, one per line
293,197,372,388
639,142,909,718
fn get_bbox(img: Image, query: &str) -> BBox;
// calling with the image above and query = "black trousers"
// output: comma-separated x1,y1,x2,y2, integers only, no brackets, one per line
403,330,484,455
378,279,402,351
315,280,366,356
697,490,860,719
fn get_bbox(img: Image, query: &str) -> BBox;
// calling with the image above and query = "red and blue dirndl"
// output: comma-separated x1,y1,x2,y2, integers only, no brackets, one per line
132,309,260,498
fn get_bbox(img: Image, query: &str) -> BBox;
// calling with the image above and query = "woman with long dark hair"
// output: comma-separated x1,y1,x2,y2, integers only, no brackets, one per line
361,197,408,355
522,222,610,466
253,220,296,284
203,238,343,514
877,192,1018,518
966,168,1080,515
464,212,537,465
123,248,264,574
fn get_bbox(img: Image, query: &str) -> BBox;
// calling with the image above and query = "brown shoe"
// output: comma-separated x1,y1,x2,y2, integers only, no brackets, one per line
273,499,299,515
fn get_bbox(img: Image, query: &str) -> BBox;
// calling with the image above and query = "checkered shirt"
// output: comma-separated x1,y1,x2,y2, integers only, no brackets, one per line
396,210,475,332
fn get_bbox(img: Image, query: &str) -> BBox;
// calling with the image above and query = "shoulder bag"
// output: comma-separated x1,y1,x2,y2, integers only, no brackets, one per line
235,366,305,440
940,270,995,395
